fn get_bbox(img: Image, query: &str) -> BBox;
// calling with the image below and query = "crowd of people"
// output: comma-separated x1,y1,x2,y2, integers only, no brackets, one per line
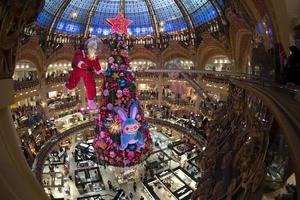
48,94,80,111
144,103,209,138
14,76,39,91
139,90,158,100
46,71,69,84
12,103,44,129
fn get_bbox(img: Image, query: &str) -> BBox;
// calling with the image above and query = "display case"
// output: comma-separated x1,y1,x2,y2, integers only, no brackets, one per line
173,168,197,190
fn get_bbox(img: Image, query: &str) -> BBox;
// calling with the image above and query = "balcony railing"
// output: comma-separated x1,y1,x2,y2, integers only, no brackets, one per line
49,99,80,111
14,79,40,91
45,76,68,85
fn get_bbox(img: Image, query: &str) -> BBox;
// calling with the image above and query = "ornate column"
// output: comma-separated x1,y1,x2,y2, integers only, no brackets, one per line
0,1,48,199
157,73,163,107
157,54,164,106
194,75,203,114
40,76,50,119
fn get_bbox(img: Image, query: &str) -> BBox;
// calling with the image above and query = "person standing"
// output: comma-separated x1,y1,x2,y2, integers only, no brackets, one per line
107,180,113,190
133,181,137,192
282,46,300,85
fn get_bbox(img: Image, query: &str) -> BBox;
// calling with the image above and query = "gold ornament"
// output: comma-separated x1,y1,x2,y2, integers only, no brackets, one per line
113,72,119,79
109,121,122,134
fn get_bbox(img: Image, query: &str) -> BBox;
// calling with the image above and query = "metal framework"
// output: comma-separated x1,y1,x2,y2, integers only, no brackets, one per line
144,0,160,37
84,0,100,37
210,0,227,24
173,0,195,34
120,0,125,15
48,0,72,33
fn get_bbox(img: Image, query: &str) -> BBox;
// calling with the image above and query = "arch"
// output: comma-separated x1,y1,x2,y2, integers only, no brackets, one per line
130,45,157,64
196,33,230,69
226,9,252,72
161,42,193,65
46,45,74,67
17,37,46,76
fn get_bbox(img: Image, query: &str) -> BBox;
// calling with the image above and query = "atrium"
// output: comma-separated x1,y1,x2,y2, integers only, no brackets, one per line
0,0,300,200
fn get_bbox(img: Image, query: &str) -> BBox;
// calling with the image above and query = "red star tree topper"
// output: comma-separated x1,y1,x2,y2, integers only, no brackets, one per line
106,12,132,35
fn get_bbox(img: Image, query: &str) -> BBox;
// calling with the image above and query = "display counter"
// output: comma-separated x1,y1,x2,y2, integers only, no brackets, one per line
55,112,84,130
75,142,96,162
42,172,64,188
143,177,174,200
145,169,194,200
173,168,197,190
75,167,104,195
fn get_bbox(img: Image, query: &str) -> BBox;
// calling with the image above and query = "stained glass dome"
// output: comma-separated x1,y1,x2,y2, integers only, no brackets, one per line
36,0,224,36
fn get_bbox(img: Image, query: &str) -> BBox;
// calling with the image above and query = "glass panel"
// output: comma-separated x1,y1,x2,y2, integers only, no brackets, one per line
36,0,64,28
191,1,218,25
36,11,53,27
56,0,95,34
91,0,120,36
181,0,208,13
36,0,222,35
125,0,153,36
151,0,187,32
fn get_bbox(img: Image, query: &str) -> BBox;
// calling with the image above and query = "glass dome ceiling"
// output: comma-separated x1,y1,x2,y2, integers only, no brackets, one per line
36,0,224,37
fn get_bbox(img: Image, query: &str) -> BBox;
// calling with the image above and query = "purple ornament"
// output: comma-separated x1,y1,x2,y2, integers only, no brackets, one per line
111,63,118,70
107,103,114,110
120,64,127,71
103,89,109,96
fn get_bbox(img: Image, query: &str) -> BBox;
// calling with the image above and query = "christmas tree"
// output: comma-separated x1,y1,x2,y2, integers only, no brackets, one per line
94,13,153,167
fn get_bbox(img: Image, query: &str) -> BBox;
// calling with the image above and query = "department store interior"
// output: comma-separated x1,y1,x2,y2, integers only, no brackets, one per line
0,0,300,200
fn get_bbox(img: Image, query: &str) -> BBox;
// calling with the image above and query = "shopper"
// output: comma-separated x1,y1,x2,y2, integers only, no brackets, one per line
283,46,300,85
107,180,113,190
133,182,137,192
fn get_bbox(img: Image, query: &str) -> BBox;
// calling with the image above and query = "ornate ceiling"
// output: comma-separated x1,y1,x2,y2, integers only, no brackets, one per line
36,0,224,36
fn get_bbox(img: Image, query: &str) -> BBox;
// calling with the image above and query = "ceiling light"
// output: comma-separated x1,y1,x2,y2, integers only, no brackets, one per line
70,11,78,19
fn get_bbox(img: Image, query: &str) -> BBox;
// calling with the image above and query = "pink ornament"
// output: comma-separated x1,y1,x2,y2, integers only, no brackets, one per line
122,88,130,96
108,57,115,64
107,103,114,110
103,89,109,96
128,151,135,161
100,131,106,138
109,151,116,158
116,90,123,98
